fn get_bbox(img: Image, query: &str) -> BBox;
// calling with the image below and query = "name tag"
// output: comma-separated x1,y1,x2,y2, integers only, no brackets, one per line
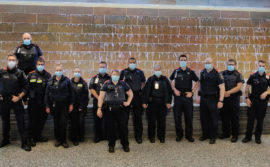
78,84,83,87
154,82,159,89
95,78,99,84
37,79,43,83
30,79,36,83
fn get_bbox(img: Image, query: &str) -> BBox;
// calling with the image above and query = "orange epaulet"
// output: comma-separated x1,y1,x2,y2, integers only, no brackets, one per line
104,80,110,83
92,74,97,77
29,70,35,74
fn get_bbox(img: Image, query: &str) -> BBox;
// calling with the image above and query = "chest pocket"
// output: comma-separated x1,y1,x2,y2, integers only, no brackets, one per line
224,74,238,90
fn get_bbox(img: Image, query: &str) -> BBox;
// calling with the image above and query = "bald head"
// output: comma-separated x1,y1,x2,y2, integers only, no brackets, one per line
22,33,31,41
154,64,161,71
205,57,213,64
204,57,214,70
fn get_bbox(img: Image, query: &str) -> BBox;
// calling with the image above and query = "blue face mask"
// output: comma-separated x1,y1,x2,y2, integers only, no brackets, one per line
112,75,120,82
180,61,187,68
258,67,265,73
227,65,235,72
55,71,63,77
205,64,212,70
99,68,107,74
129,63,136,70
37,65,44,72
23,39,31,46
74,72,80,78
154,71,162,77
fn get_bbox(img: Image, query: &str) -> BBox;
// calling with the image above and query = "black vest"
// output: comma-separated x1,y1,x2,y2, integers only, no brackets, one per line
16,45,37,71
104,81,126,105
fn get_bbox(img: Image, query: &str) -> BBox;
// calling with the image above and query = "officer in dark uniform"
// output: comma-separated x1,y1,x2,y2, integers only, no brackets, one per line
220,59,244,142
0,54,31,151
199,57,225,144
89,61,111,143
97,70,133,153
242,60,270,144
120,57,146,143
70,67,89,146
142,65,172,143
14,33,44,75
45,64,74,148
170,55,200,142
27,58,51,147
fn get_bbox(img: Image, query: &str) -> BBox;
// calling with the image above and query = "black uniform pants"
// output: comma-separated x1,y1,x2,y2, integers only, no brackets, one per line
105,106,129,147
200,96,219,139
1,100,26,141
147,98,167,140
245,98,268,139
127,93,143,139
51,101,69,143
93,98,106,139
28,98,48,139
70,106,86,142
173,96,193,138
220,96,240,137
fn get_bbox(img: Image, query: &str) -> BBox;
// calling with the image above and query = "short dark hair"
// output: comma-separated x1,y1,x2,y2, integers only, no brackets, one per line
259,60,266,64
179,54,187,60
99,61,107,66
7,54,17,59
111,69,120,75
228,59,237,65
37,57,45,64
128,57,136,63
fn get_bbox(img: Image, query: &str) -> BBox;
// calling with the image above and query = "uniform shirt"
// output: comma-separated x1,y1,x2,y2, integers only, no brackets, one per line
170,67,199,92
222,70,244,97
45,75,74,107
27,69,51,99
101,80,131,105
143,75,172,104
14,43,43,74
120,68,146,92
247,71,270,97
71,77,89,109
89,73,111,98
0,67,29,100
199,68,224,96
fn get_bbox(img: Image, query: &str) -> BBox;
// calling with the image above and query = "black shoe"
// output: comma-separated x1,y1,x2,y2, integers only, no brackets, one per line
186,137,195,142
73,141,79,146
55,141,62,147
123,146,130,152
219,134,230,139
209,139,216,144
36,136,48,142
176,136,183,142
149,138,155,143
0,140,10,148
62,142,69,148
109,146,114,153
242,137,251,143
136,138,142,144
255,138,262,144
159,138,165,143
231,136,238,143
29,138,36,147
199,136,208,141
21,143,31,151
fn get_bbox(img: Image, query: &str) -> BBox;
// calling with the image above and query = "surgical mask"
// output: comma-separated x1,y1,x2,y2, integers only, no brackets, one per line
23,39,31,46
227,65,234,72
129,63,136,70
55,71,63,77
180,61,187,68
99,68,107,74
37,65,44,72
7,61,16,69
258,67,265,73
112,75,120,82
205,64,212,70
154,71,162,77
74,72,80,78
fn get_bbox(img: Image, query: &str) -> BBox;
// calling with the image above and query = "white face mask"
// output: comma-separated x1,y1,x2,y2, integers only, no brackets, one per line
8,61,16,69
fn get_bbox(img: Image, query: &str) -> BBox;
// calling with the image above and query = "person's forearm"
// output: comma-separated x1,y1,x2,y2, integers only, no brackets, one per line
245,85,250,97
90,89,99,99
228,83,243,94
219,84,225,101
192,82,200,93
18,92,25,99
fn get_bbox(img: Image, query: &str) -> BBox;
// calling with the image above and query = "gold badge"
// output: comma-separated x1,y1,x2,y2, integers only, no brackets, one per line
154,82,159,89
37,79,43,83
78,84,83,87
95,78,99,84
30,79,36,83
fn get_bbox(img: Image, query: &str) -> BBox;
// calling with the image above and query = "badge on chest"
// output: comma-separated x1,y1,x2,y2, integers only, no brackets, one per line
95,78,99,84
154,81,159,89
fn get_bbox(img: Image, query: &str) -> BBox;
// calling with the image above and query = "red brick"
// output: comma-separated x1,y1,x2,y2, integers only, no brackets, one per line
190,10,220,18
0,23,13,32
59,6,93,14
71,15,94,24
31,33,59,42
221,11,250,18
231,19,260,27
127,8,158,16
138,16,158,25
24,6,59,14
0,5,24,13
158,9,189,17
83,25,114,33
49,24,82,33
105,15,137,25
14,23,48,32
59,34,94,42
37,14,70,24
2,13,36,23
94,7,126,16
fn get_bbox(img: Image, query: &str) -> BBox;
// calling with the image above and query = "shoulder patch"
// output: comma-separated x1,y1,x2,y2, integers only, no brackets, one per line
29,70,35,74
266,75,269,79
104,80,110,83
3,67,7,71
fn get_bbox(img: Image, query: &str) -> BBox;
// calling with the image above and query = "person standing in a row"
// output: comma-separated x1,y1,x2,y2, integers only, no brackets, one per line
120,57,146,144
89,61,111,143
97,70,133,153
45,64,74,148
143,65,172,143
70,67,89,146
